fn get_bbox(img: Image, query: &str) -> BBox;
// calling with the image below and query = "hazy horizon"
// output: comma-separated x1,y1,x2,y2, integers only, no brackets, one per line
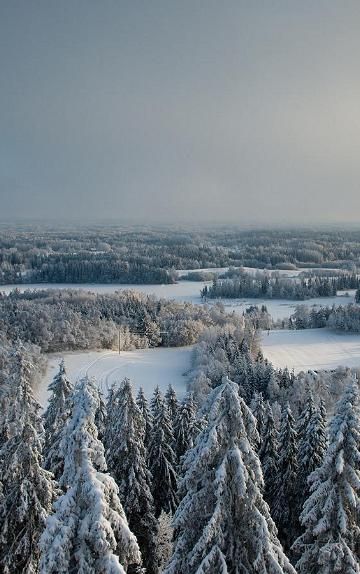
1,1,360,224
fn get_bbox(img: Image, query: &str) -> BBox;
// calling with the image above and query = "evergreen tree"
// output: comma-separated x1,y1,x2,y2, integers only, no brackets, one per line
165,384,179,422
106,378,159,574
251,391,267,448
296,395,328,538
136,387,153,449
39,376,142,574
272,403,299,553
173,393,199,459
95,388,107,442
293,380,360,574
259,401,279,508
43,359,73,479
164,378,296,574
148,393,178,517
0,349,56,574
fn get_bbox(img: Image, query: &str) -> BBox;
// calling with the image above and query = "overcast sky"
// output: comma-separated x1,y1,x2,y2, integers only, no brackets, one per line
1,1,360,224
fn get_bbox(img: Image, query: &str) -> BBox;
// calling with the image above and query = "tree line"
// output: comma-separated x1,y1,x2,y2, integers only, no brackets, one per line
201,270,360,301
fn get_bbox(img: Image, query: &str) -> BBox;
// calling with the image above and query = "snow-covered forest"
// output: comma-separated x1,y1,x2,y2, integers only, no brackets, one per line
1,227,360,573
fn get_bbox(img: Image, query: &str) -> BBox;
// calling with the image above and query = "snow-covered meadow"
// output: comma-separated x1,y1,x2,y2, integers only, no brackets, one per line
36,346,192,406
262,328,360,373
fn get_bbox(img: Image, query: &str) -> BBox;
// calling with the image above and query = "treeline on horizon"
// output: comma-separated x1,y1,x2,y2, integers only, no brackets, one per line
1,226,360,284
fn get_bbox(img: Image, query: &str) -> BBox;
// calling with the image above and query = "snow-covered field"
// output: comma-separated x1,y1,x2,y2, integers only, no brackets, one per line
35,346,192,406
262,328,360,373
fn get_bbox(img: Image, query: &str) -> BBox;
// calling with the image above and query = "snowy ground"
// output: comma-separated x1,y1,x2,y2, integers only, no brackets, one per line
0,281,354,321
262,328,360,373
36,346,192,406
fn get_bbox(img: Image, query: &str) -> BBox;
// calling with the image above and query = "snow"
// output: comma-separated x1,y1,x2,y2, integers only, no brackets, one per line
36,347,192,406
262,328,360,373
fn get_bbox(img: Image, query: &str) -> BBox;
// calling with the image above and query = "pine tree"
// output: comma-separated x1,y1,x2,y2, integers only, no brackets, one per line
39,376,142,574
136,387,153,449
164,378,296,574
272,403,299,553
293,380,360,574
259,401,279,508
173,393,200,459
0,349,56,574
148,392,178,518
95,388,107,442
106,378,159,574
43,359,73,479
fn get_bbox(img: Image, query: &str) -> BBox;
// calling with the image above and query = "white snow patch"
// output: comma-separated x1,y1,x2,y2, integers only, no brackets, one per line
262,328,360,373
36,346,192,406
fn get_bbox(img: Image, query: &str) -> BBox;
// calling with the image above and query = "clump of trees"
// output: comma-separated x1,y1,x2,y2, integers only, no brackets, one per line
202,269,360,301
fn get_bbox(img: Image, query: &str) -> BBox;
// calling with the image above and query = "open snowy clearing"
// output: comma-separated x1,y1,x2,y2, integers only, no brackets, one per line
36,346,192,406
262,328,360,373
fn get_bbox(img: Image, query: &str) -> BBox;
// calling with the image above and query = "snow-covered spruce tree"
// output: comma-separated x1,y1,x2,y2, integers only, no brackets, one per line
106,378,159,574
136,386,153,449
164,378,296,574
293,380,360,574
43,359,73,479
156,511,173,573
251,391,267,449
295,395,327,538
173,393,200,460
259,401,279,508
0,348,56,574
95,387,107,442
272,403,299,554
150,385,164,418
148,392,178,518
39,376,142,574
165,384,179,422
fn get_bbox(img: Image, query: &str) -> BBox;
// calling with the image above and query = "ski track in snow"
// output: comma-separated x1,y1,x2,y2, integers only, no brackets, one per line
36,346,192,407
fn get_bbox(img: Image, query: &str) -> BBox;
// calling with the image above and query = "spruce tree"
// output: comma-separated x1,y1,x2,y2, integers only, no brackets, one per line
272,403,299,553
43,359,73,479
148,393,178,517
165,384,179,422
293,380,360,574
39,376,142,574
106,378,159,574
136,387,153,449
164,378,296,574
251,391,267,448
0,349,56,574
259,401,279,508
173,393,200,460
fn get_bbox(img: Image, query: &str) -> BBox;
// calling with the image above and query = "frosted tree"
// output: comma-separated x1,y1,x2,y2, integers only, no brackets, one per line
272,403,299,553
150,386,164,418
148,393,178,517
43,359,73,479
173,393,200,459
136,387,153,449
293,380,360,573
95,388,107,442
39,376,142,574
295,395,327,536
259,401,279,507
0,349,56,574
106,378,159,574
156,511,173,572
164,378,296,574
165,384,179,422
251,391,267,448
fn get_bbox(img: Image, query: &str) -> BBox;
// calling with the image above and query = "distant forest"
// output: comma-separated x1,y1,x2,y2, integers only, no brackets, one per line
1,225,360,284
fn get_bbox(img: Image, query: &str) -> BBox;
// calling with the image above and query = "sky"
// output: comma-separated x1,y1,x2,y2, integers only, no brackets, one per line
1,1,360,225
